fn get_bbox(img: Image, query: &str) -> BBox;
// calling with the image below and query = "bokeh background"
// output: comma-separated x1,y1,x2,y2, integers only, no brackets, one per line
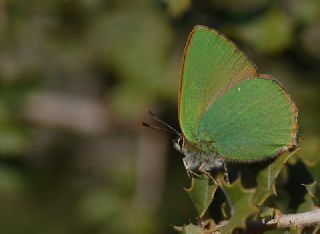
1,0,320,233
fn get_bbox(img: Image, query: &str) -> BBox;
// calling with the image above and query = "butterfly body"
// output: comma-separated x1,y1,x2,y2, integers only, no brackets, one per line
175,25,298,174
174,137,224,173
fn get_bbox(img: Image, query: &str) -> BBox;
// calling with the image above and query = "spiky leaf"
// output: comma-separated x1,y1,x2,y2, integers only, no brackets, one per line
297,137,320,184
305,181,320,206
185,175,218,217
312,225,320,234
253,149,299,206
174,223,204,234
219,179,258,234
174,220,216,234
289,227,303,234
298,192,316,213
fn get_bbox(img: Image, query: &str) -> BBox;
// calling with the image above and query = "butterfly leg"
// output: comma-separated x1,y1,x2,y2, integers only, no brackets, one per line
199,163,218,185
187,169,202,179
223,163,230,184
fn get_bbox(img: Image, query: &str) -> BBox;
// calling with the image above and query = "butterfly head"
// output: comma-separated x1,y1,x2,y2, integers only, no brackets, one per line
173,135,199,171
173,135,184,153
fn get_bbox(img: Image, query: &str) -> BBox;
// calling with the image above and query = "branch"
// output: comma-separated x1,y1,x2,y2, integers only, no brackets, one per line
246,208,320,232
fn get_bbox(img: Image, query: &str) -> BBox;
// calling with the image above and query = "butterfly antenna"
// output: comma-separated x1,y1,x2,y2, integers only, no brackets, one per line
142,122,179,136
147,110,180,136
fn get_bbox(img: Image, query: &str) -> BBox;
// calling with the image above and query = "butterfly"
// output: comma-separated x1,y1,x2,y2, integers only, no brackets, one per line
144,25,298,176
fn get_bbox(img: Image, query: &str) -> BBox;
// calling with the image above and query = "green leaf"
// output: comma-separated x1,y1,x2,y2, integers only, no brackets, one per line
265,230,287,234
221,202,230,219
210,0,270,15
304,181,320,206
94,4,176,119
312,225,320,234
252,149,299,206
298,192,315,213
297,137,320,184
288,227,303,234
237,9,294,54
259,206,276,220
305,160,320,185
162,0,192,17
288,0,320,25
266,229,301,234
272,187,290,212
219,179,258,234
174,220,216,234
174,223,204,234
185,176,218,217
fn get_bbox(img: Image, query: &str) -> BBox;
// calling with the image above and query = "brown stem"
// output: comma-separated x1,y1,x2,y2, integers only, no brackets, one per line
246,208,320,232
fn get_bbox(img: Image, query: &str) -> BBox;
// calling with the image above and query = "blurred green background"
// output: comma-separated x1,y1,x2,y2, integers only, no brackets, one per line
0,0,320,233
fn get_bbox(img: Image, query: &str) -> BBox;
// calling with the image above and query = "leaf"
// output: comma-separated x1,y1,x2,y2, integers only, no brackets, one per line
259,206,276,220
221,202,230,219
305,161,320,185
219,179,258,234
252,149,299,206
288,227,303,234
297,192,315,213
94,4,176,119
266,229,301,234
264,230,287,234
210,0,270,15
174,219,216,234
237,9,294,54
185,176,218,217
162,0,192,17
272,187,290,212
174,223,204,234
287,0,320,25
297,136,320,184
312,225,320,234
304,181,320,206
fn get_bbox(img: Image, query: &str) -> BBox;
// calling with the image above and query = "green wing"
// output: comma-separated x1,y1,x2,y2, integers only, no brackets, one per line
179,25,257,142
198,77,298,161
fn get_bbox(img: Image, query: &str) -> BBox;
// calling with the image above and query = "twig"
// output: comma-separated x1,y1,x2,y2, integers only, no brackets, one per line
246,208,320,232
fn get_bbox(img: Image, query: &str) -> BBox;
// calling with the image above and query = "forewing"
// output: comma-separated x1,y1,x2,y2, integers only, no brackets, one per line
198,77,298,160
179,25,257,142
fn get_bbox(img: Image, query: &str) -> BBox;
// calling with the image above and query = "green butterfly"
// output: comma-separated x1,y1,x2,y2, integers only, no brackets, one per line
147,25,298,175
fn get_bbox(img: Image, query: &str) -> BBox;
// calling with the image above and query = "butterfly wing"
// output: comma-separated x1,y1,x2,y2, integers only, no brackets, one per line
179,25,257,143
198,77,298,160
